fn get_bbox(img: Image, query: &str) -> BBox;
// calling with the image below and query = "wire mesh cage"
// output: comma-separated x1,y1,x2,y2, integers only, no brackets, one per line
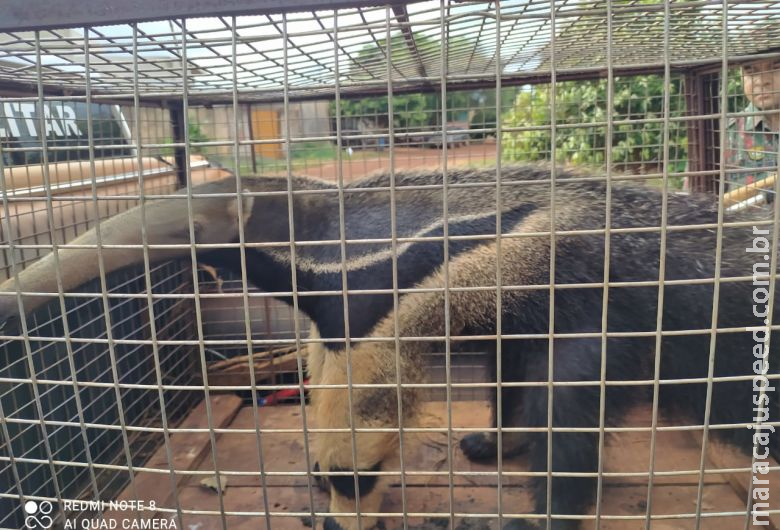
0,1,779,530
0,261,199,528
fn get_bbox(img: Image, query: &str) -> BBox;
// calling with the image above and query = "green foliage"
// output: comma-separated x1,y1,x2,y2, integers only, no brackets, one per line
502,75,689,175
187,122,210,154
333,32,498,134
333,91,481,132
289,141,338,160
727,69,747,112
161,121,211,155
335,93,430,131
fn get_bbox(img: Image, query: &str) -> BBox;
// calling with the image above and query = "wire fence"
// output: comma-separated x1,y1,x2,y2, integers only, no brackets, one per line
0,261,199,529
0,1,779,530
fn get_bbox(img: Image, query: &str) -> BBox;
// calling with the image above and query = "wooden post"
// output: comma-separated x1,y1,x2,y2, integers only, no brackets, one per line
247,104,258,174
686,71,717,194
168,101,188,187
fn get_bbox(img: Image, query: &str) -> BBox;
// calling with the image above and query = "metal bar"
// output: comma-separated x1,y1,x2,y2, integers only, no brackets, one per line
74,23,116,514
331,7,365,526
545,2,558,527
692,2,730,527
177,18,230,530
493,1,505,528
391,4,428,79
279,11,320,529
228,15,274,530
644,0,674,527
594,0,614,527
130,22,186,528
4,60,771,108
0,0,418,32
1,415,780,436
383,6,409,530
437,2,456,529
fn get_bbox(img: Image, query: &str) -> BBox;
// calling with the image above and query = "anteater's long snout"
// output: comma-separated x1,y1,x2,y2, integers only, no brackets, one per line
0,188,250,330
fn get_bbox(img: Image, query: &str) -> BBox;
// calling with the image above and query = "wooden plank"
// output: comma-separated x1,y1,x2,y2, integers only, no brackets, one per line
203,346,305,388
694,436,780,530
103,393,243,523
109,401,756,530
173,482,747,530
723,173,778,207
3,156,168,192
207,346,299,372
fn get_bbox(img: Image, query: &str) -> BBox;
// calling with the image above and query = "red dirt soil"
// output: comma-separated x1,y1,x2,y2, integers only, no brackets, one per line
271,142,498,183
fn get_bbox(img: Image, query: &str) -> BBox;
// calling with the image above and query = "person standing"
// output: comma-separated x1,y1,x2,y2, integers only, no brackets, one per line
724,55,779,193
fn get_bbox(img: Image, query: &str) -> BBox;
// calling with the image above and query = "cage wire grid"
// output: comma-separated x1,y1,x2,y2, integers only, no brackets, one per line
0,1,778,530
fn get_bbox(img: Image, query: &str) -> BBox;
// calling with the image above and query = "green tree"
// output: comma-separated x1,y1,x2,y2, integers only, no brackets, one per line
332,33,495,135
502,75,689,175
727,69,746,113
187,122,210,154
334,91,491,133
161,121,211,156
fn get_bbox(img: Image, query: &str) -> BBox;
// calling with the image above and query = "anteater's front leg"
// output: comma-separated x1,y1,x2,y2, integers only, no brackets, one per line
312,341,417,530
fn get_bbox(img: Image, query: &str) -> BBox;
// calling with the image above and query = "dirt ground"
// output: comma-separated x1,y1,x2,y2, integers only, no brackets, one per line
269,142,498,183
111,400,777,530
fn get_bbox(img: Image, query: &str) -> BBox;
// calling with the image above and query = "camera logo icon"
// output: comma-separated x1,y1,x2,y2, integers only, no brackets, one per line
24,500,54,529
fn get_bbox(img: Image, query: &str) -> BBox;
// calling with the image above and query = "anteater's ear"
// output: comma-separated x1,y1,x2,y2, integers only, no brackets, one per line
227,189,255,224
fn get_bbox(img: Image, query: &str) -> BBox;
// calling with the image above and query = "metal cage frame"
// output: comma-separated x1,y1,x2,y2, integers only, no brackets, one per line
0,1,779,530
